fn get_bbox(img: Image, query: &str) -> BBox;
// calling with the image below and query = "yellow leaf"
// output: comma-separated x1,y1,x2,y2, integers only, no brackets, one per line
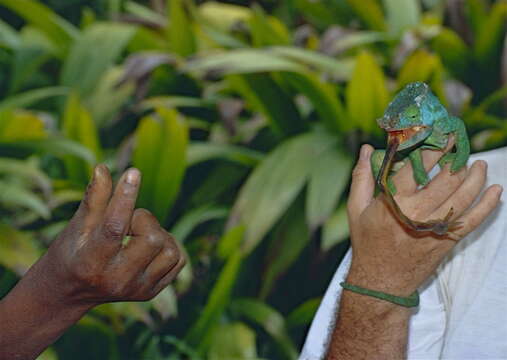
346,51,389,133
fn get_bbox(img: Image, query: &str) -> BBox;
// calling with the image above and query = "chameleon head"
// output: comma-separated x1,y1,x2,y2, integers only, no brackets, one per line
377,82,441,151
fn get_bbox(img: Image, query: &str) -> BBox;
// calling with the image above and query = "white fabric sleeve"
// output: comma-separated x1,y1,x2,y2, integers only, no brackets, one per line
299,249,447,360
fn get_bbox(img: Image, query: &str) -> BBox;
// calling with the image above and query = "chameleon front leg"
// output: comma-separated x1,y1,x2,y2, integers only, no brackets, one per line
408,148,430,187
438,117,470,173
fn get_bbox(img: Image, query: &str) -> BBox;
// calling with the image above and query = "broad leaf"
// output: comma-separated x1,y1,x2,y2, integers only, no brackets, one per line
0,0,78,57
0,223,42,275
230,131,337,254
231,298,297,360
322,204,350,251
183,49,307,76
346,0,386,31
133,108,188,223
228,73,307,136
286,298,321,329
279,71,346,132
208,322,258,360
346,51,389,134
383,0,420,35
168,0,196,56
306,146,352,230
0,87,68,113
62,93,102,183
171,205,229,243
260,199,309,299
185,250,243,349
187,142,264,166
61,23,136,97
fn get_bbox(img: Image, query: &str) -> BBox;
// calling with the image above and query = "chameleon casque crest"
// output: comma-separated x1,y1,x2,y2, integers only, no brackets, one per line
371,82,470,239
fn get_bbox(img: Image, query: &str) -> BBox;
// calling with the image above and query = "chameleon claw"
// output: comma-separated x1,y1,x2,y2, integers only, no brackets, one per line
411,207,462,240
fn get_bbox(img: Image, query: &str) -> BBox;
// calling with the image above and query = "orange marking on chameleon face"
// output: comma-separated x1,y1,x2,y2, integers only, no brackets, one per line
387,126,428,145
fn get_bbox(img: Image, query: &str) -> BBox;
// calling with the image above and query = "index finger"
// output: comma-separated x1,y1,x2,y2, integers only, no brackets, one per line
101,168,141,243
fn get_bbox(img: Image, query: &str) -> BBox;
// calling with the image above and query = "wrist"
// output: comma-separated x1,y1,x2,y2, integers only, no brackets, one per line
346,262,417,298
19,253,96,312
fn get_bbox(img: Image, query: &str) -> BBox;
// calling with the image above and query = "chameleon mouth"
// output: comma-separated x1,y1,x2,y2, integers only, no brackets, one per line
387,126,427,145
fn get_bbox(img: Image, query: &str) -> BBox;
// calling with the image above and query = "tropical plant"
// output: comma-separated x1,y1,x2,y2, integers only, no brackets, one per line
0,0,505,359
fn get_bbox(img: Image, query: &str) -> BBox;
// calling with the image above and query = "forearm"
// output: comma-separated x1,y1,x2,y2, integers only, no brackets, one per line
0,256,92,360
326,270,412,360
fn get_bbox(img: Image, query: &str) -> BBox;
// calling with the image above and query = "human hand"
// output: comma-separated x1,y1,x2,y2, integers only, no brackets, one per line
346,144,502,297
34,164,186,308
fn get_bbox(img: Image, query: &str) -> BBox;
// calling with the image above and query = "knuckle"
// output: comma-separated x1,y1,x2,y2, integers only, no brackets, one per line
163,246,180,265
102,220,124,240
146,233,165,248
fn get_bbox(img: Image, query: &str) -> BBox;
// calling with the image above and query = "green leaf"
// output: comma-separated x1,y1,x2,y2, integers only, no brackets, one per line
86,67,135,127
168,0,196,56
278,71,346,132
346,0,387,31
0,157,52,195
270,46,354,80
187,142,264,166
322,204,350,252
216,225,245,260
228,73,307,136
141,96,211,111
8,30,53,94
0,110,46,141
0,0,78,57
431,28,469,78
248,5,290,47
208,322,258,360
38,347,58,360
230,131,337,254
198,1,252,31
306,146,353,230
55,316,119,360
383,0,421,35
171,205,229,243
185,250,243,349
61,23,136,97
183,49,307,76
260,199,309,299
2,138,96,164
346,51,389,133
397,49,442,89
0,18,20,48
231,298,297,360
286,298,321,329
162,336,202,360
474,1,507,65
124,0,167,27
133,108,188,223
0,179,51,219
62,93,102,183
0,87,69,113
0,223,42,275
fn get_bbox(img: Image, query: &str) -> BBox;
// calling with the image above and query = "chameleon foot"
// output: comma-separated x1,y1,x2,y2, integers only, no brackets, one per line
411,207,462,240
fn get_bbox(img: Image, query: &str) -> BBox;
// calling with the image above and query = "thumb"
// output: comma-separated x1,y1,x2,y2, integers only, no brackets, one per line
347,144,375,220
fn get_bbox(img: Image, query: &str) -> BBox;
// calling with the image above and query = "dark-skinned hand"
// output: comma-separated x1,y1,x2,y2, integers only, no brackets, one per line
0,165,185,360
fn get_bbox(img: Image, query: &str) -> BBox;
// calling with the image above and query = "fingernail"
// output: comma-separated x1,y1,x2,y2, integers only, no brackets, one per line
360,145,371,161
125,168,140,186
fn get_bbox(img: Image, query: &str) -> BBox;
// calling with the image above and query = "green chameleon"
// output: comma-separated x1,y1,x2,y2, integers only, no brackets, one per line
371,82,470,239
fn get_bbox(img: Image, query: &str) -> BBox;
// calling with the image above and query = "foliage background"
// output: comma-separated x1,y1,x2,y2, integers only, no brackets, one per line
0,0,505,359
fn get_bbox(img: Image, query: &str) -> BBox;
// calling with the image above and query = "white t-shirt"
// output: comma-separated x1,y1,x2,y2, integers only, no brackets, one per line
300,147,507,360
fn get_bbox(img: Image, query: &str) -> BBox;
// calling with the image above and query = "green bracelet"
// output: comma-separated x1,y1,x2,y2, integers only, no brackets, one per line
340,282,419,308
